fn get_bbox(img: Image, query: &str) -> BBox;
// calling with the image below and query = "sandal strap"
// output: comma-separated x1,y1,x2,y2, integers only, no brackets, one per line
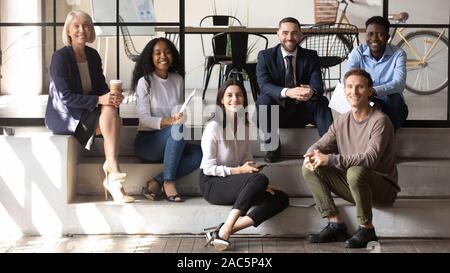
142,187,157,200
166,194,182,202
213,230,230,244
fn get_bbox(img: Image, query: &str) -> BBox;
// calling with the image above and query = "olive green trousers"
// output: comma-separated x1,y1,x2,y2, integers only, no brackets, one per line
302,165,398,225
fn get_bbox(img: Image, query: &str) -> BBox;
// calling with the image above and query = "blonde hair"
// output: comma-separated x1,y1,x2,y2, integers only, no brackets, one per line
62,10,96,46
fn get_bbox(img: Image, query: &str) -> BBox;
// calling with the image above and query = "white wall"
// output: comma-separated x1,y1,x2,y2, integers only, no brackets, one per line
0,134,79,236
0,1,42,95
389,0,449,24
1,0,449,94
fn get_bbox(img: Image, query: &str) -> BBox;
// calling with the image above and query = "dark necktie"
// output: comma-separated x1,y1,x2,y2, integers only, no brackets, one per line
285,55,295,88
284,55,296,112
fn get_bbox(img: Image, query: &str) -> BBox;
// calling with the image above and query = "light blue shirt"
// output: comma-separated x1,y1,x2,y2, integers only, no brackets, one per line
344,44,406,97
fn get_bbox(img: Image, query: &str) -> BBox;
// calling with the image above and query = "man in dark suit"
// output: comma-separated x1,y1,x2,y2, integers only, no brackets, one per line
256,17,333,163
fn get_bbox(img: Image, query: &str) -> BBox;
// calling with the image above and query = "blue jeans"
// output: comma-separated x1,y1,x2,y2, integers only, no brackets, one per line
134,125,202,186
373,93,408,131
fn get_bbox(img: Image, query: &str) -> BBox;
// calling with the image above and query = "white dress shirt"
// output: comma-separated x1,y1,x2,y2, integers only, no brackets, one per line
200,120,253,177
280,46,298,98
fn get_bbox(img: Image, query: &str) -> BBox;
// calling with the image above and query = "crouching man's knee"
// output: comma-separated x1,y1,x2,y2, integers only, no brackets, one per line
346,166,370,188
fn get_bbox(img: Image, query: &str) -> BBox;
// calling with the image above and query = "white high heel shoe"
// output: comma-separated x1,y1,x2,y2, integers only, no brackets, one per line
102,162,134,203
103,162,126,180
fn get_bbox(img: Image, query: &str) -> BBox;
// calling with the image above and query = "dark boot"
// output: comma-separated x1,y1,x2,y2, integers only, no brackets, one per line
307,222,350,243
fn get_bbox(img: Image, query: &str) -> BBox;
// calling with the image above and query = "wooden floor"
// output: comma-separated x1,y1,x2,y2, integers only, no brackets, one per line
1,235,450,253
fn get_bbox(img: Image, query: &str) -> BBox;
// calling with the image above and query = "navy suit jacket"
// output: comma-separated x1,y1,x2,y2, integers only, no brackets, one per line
45,46,108,134
256,44,324,104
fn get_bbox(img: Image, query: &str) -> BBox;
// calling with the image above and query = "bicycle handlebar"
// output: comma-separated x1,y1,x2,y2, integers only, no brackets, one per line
339,0,349,11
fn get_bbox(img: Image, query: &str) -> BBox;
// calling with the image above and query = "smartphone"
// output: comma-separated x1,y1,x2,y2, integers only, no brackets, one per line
256,164,267,170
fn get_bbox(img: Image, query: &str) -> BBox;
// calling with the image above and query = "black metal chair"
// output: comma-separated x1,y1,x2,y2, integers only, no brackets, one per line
165,32,179,49
200,15,242,99
211,31,268,102
119,15,141,62
301,23,359,96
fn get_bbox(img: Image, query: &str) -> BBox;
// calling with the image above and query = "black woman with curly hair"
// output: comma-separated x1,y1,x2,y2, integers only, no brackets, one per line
132,38,202,202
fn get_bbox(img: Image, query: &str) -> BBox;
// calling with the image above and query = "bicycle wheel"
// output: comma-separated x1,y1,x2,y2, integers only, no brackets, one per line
396,30,448,95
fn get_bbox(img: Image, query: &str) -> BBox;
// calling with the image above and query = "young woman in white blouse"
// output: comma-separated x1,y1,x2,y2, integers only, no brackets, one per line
200,79,289,251
131,38,202,202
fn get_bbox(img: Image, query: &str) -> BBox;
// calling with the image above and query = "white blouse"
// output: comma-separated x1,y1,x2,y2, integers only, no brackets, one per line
135,72,183,131
200,120,253,177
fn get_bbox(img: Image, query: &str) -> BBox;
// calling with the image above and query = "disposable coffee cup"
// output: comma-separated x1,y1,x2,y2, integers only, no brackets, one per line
110,79,122,93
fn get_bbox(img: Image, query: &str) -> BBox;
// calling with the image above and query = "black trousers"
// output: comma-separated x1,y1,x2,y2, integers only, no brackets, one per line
256,94,333,137
199,172,289,227
372,93,409,131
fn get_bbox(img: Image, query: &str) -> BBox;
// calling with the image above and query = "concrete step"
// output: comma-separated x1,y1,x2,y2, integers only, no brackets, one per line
3,132,450,237
282,127,450,158
397,159,450,196
83,127,450,158
83,126,319,158
63,196,450,237
77,157,450,197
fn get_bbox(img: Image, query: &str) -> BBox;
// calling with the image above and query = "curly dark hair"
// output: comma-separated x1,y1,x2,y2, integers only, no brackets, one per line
365,16,390,35
130,37,184,94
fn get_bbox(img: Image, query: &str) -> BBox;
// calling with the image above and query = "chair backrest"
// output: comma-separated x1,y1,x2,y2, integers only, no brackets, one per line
301,23,359,68
200,15,242,57
119,15,140,62
212,32,268,68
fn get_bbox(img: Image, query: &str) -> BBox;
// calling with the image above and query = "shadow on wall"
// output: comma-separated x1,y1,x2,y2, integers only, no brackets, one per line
0,136,147,236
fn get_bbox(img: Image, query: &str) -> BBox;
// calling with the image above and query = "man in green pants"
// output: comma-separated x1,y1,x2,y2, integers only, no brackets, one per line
302,68,400,248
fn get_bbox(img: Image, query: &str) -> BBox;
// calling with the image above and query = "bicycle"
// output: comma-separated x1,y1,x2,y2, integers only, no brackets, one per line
312,0,360,94
314,0,449,95
388,12,448,95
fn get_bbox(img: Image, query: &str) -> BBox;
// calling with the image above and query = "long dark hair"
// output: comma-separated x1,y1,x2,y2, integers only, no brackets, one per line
130,37,184,94
215,78,249,128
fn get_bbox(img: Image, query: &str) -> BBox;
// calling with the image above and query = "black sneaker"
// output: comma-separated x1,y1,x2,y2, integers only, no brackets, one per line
345,226,378,248
307,222,350,243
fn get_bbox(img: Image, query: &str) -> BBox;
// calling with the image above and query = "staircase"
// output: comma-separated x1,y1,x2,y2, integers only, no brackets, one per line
1,127,450,237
